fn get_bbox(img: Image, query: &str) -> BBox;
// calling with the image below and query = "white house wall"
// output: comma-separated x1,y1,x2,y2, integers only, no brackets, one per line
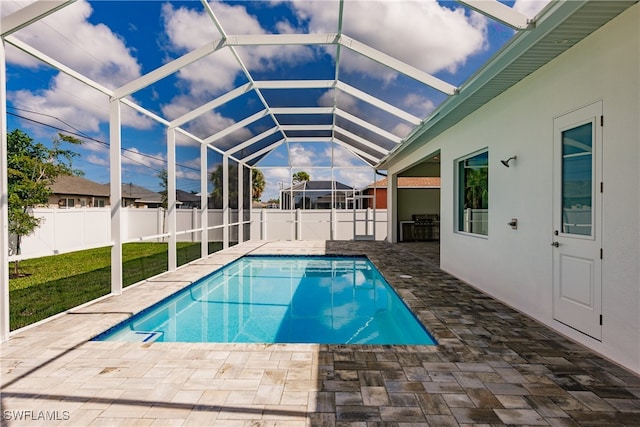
387,5,639,374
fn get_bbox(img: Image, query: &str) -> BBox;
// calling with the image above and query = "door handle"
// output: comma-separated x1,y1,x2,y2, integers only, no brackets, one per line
551,242,560,247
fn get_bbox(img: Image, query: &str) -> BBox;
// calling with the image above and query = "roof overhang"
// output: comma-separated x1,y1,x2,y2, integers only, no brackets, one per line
377,0,637,170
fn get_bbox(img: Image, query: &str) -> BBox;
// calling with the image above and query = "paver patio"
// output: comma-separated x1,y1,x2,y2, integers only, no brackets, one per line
2,240,639,426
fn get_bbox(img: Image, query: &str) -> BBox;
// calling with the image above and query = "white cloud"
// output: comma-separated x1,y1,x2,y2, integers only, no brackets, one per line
162,100,252,144
9,74,153,133
287,0,489,78
6,0,140,87
326,145,365,168
86,153,109,167
5,1,152,132
161,3,242,96
176,169,200,181
261,167,292,200
175,132,201,148
158,1,316,149
319,89,360,113
402,93,436,117
390,122,413,139
121,147,166,169
161,2,314,99
333,168,376,190
289,144,316,167
178,157,202,171
317,90,336,108
513,0,552,18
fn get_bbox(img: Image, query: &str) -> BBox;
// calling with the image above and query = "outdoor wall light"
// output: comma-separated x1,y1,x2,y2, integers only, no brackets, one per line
500,155,517,167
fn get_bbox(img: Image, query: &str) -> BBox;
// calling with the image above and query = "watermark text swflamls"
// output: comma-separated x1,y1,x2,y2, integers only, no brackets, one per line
3,410,71,422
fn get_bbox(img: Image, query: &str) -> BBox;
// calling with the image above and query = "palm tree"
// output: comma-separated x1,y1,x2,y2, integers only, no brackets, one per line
292,171,310,184
209,163,238,209
252,168,265,201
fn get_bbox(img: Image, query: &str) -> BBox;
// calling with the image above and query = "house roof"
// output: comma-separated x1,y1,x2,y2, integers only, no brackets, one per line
176,190,200,203
105,183,162,204
367,177,441,189
282,180,353,192
49,175,110,197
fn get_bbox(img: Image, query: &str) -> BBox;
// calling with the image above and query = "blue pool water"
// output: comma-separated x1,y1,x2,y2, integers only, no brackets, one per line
93,256,436,345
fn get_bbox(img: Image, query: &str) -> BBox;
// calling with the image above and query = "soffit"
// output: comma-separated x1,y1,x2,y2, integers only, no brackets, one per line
379,0,637,168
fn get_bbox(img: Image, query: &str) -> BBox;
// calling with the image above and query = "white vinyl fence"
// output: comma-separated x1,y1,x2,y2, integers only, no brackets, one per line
250,208,387,241
10,207,388,261
9,207,229,261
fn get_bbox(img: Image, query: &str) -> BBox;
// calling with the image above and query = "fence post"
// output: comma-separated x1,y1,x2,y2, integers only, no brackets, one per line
109,98,123,295
200,143,208,258
157,208,164,242
261,208,267,240
192,208,197,242
296,208,301,240
222,155,229,249
0,42,9,341
331,208,336,240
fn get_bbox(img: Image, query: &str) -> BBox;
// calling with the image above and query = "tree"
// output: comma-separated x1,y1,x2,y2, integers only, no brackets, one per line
209,163,238,209
157,168,168,209
8,129,83,277
252,168,265,201
292,171,310,184
463,167,488,210
157,168,168,237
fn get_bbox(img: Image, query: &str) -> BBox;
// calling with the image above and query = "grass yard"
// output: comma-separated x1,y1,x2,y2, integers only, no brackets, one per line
8,241,223,330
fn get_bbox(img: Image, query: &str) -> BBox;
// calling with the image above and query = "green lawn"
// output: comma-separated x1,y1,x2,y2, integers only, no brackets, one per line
8,241,223,330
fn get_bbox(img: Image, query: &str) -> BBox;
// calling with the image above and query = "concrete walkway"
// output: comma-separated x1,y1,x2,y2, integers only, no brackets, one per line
2,240,639,426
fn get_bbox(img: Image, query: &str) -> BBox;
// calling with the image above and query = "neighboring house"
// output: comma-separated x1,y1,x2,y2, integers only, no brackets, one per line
378,4,640,374
103,183,199,208
280,181,354,209
360,177,440,210
176,190,200,209
48,175,110,208
117,183,163,208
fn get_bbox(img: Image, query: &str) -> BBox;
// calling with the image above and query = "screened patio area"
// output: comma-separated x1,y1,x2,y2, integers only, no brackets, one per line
3,1,640,424
1,0,540,338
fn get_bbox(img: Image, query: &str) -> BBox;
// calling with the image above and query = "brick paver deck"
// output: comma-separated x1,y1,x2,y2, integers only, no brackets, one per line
2,240,639,426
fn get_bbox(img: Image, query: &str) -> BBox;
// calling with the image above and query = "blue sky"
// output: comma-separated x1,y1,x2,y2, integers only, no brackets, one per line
3,0,549,201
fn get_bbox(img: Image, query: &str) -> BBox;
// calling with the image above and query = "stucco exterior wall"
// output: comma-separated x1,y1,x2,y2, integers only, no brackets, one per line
386,5,639,373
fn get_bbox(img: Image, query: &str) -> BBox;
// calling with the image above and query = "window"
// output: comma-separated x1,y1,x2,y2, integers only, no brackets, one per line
457,150,489,235
58,198,75,208
561,123,593,236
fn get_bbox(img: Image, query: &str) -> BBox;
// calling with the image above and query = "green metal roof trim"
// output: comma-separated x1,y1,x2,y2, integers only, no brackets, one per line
378,0,637,169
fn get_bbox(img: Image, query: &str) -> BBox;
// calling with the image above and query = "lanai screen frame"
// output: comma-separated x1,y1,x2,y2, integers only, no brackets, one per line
0,0,537,341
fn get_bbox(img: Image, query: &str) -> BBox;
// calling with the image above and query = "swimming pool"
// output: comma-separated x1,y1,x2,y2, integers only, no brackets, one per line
93,255,436,345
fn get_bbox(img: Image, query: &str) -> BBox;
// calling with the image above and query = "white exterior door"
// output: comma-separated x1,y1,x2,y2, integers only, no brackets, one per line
552,101,602,340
